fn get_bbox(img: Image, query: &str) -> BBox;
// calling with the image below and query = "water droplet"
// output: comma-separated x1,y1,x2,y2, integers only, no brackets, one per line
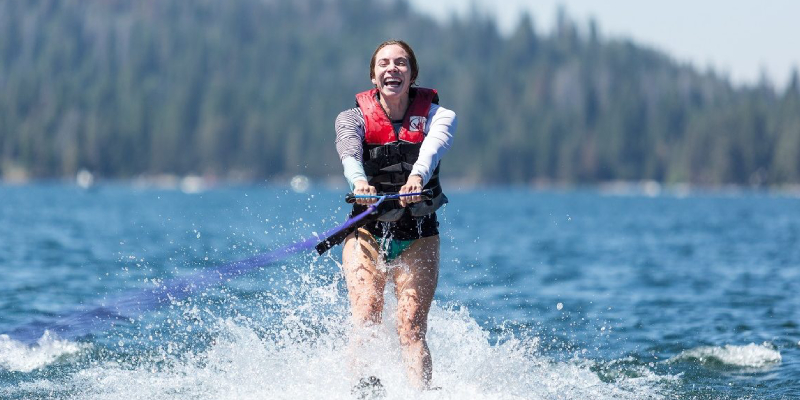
557,302,563,310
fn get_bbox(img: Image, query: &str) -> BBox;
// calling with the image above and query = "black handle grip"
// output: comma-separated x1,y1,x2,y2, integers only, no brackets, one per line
420,188,434,200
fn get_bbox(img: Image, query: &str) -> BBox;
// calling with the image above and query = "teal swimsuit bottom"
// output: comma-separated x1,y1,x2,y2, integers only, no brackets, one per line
374,235,415,262
352,210,438,262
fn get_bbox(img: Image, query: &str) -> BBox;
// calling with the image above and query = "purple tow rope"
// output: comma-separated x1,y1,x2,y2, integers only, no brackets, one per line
4,195,389,345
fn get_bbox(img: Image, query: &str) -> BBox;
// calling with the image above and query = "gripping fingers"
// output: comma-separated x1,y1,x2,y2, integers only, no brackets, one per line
353,181,378,205
401,175,425,207
399,185,423,207
358,189,378,205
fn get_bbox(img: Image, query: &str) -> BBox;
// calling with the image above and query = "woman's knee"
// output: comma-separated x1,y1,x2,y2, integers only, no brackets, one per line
396,293,427,345
396,317,426,346
351,291,384,323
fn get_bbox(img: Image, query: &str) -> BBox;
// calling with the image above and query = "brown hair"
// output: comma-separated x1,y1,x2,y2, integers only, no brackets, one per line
369,40,419,85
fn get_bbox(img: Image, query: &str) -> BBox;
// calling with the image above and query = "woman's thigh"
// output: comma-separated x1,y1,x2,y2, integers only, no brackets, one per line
392,235,439,336
342,228,386,323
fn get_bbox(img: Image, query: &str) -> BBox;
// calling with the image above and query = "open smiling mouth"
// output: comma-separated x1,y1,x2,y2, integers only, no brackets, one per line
383,77,402,88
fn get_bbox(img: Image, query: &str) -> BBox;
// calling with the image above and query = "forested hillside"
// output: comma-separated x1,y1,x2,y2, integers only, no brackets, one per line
1,0,798,185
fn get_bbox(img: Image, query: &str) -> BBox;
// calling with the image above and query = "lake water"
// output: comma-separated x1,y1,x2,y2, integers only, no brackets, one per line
1,183,798,399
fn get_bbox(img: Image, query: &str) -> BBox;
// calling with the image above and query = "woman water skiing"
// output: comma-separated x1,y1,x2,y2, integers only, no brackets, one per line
334,39,456,392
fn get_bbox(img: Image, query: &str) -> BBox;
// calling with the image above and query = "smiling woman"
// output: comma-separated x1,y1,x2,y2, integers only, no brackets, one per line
330,39,457,394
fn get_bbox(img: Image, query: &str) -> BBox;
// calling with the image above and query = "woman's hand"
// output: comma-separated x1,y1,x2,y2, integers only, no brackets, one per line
353,180,378,205
399,175,423,207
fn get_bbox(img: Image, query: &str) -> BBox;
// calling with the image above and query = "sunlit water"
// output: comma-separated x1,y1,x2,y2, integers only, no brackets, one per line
1,184,798,399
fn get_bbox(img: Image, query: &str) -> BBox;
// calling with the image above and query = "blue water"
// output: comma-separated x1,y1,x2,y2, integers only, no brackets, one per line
1,183,798,399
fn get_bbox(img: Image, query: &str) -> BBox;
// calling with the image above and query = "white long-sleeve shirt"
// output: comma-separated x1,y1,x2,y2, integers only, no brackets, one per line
334,103,457,189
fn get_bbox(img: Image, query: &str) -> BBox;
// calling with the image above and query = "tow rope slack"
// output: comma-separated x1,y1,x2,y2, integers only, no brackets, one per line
3,190,433,344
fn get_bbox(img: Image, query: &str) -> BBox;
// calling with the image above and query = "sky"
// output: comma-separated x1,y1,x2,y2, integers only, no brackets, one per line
406,0,800,90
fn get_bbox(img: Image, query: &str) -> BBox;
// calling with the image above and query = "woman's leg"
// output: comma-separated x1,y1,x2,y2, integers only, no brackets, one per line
342,228,386,325
392,235,440,389
342,228,386,378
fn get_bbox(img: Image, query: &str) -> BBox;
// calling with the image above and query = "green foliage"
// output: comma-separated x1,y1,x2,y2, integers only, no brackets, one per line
1,0,798,186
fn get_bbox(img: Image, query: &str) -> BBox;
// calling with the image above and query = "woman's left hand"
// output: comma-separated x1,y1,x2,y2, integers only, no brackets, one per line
399,175,423,207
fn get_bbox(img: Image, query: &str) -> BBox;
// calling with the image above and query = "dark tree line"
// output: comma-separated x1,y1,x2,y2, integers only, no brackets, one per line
1,0,798,186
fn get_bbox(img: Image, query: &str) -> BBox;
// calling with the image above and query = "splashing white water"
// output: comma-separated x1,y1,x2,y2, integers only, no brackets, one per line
2,264,677,399
0,331,88,372
669,343,782,368
3,304,674,400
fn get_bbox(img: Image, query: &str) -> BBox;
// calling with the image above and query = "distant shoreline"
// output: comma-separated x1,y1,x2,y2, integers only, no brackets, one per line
3,175,799,198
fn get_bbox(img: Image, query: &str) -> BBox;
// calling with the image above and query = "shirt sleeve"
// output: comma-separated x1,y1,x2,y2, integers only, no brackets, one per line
410,104,457,185
335,108,365,162
335,108,368,189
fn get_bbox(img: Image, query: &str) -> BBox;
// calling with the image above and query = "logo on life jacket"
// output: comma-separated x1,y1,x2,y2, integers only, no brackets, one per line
408,116,427,132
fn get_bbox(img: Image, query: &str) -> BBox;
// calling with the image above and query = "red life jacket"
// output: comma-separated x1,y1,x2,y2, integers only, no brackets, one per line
356,87,437,145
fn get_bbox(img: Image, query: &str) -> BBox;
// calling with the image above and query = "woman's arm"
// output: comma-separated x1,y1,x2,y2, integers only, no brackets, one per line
410,104,457,185
335,108,368,190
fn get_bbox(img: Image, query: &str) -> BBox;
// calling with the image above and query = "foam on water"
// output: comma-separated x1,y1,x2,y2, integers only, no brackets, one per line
1,255,678,399
9,318,673,399
668,343,782,369
3,300,677,399
0,331,89,373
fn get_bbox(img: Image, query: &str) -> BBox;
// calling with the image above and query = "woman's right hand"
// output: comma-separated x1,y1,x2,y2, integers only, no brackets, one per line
353,180,378,205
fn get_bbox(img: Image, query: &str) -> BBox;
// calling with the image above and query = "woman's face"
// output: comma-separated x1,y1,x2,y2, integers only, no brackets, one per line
371,44,413,100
